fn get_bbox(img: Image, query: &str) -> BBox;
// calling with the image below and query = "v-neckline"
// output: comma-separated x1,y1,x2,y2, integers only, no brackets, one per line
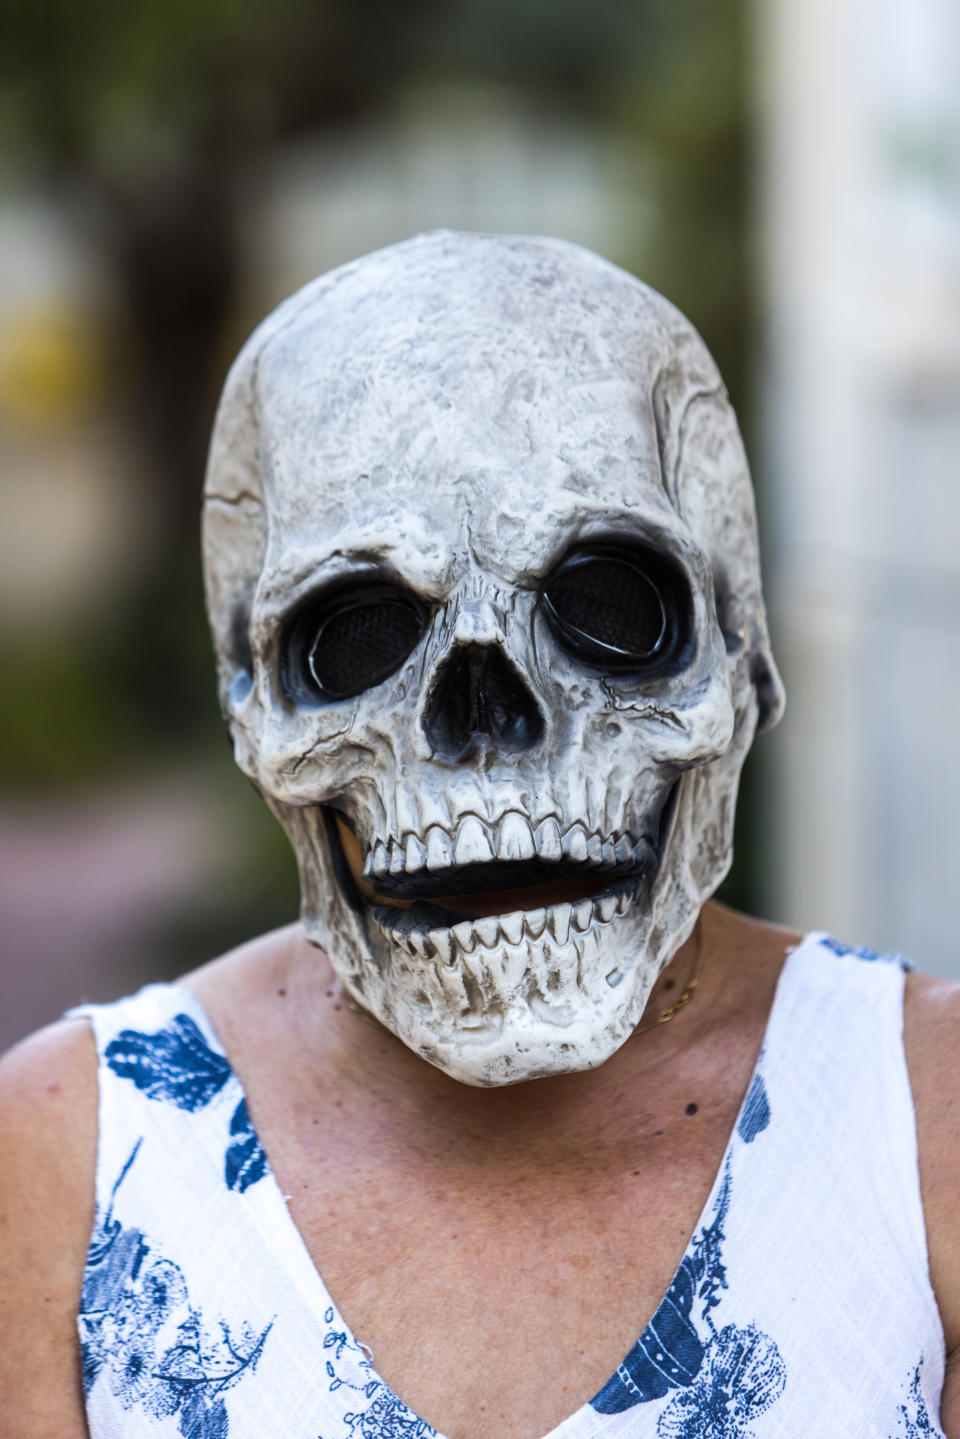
178,937,803,1439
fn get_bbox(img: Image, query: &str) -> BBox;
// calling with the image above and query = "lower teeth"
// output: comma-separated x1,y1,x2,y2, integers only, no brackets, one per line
373,876,638,954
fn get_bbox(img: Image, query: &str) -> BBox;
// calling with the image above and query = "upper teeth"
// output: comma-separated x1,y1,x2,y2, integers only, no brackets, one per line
537,815,562,862
497,811,535,862
454,815,495,866
426,827,452,871
362,811,641,883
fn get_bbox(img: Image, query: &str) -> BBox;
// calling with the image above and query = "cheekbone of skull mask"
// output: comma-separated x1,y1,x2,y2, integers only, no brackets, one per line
202,230,784,1087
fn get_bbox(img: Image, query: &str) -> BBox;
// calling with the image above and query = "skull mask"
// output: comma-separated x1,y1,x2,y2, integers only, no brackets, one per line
202,231,784,1086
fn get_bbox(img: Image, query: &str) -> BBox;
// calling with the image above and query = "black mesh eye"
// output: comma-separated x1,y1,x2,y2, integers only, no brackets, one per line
541,545,689,674
283,585,427,702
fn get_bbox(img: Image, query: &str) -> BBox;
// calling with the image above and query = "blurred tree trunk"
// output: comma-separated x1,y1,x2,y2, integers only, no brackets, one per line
111,165,237,555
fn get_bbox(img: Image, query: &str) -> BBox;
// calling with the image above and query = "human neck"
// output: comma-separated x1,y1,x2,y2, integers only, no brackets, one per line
274,905,736,1156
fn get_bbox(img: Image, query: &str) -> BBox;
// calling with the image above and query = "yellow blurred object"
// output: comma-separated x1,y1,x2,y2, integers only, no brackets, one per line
0,307,109,432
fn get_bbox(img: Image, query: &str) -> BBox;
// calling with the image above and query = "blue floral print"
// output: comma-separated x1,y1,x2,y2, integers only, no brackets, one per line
106,1014,232,1111
692,1162,732,1324
819,935,882,961
225,1099,269,1194
104,1013,269,1193
736,1074,770,1145
322,1307,436,1438
656,1325,785,1439
818,935,910,969
591,1071,786,1436
80,1142,272,1437
895,1362,938,1437
592,1257,704,1409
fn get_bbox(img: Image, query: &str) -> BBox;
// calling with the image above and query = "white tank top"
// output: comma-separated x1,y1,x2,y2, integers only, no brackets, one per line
72,933,946,1438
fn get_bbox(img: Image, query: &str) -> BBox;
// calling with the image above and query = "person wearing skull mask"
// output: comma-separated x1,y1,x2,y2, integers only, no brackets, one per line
2,231,960,1438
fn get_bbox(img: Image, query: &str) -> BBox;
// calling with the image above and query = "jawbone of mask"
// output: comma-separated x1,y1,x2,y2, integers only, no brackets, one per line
203,230,784,1087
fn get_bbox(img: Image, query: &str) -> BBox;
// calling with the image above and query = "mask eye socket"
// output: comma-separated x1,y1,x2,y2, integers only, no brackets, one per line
540,545,689,674
283,584,427,702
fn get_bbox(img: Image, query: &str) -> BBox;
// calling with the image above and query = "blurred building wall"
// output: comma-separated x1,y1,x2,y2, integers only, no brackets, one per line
758,0,960,972
241,83,655,332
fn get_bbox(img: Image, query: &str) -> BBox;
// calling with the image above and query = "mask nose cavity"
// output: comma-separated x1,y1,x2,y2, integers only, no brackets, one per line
422,643,545,761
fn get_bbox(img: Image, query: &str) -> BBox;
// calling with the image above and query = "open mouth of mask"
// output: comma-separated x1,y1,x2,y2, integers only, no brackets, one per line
333,798,677,974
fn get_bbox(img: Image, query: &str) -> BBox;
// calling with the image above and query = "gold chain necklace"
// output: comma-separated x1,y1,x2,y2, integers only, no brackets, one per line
338,984,391,1034
634,914,704,1033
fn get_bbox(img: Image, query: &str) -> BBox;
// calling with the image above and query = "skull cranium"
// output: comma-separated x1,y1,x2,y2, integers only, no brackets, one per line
202,231,783,1086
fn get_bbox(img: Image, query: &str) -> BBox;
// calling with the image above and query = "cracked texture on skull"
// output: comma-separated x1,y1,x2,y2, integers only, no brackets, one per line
202,230,784,1086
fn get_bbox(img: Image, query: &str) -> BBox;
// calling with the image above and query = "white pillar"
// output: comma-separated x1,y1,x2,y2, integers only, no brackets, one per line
757,0,960,972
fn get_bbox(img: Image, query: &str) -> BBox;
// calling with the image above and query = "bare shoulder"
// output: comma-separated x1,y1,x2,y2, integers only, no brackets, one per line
185,921,330,1059
0,1015,98,1263
185,921,304,1004
904,966,960,1420
0,1016,98,1435
905,966,960,1088
706,902,803,984
904,967,960,1206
